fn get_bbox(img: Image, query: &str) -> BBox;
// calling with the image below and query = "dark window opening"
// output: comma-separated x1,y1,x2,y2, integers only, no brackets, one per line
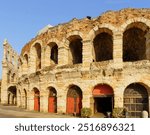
69,38,82,64
123,27,146,61
34,44,41,70
51,45,58,64
93,32,113,62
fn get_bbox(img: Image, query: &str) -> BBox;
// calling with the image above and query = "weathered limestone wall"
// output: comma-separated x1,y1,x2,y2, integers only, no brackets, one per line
1,40,19,104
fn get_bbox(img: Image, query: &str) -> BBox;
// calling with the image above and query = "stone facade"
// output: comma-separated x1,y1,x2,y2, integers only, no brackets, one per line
1,8,150,117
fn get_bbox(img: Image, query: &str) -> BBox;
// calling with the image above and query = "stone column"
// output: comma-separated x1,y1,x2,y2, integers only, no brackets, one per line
57,89,66,114
58,46,69,65
82,40,93,68
113,32,123,68
114,89,124,108
27,92,34,111
29,50,36,74
41,47,45,69
40,91,49,112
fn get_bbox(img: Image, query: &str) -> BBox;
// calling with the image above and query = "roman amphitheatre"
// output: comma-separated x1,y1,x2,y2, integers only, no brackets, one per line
1,8,150,118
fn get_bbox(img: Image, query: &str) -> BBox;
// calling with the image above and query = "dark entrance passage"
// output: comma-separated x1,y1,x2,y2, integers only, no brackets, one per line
94,96,113,114
93,84,114,116
124,83,148,118
8,86,17,105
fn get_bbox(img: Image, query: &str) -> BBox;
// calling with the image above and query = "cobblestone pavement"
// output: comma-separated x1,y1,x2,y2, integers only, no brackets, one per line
0,104,75,118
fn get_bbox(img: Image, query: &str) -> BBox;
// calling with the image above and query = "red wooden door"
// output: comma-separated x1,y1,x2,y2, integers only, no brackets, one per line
48,97,55,113
67,97,74,114
76,97,82,114
34,97,40,111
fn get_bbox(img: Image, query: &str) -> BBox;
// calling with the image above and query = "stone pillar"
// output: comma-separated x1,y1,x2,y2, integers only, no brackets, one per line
41,47,45,69
27,92,34,111
113,32,123,68
58,46,69,65
40,91,49,112
29,49,36,74
114,89,124,108
82,40,93,68
145,30,150,60
57,89,66,114
1,40,9,104
43,46,50,67
9,94,13,105
1,69,8,104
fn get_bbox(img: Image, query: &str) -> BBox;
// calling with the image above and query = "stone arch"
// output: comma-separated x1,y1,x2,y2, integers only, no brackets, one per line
67,34,83,64
47,86,57,113
120,17,150,32
86,24,116,41
123,21,149,61
30,41,42,72
45,42,58,66
92,84,114,116
23,53,29,74
123,83,149,118
66,85,82,115
93,28,113,62
32,87,40,112
8,86,17,105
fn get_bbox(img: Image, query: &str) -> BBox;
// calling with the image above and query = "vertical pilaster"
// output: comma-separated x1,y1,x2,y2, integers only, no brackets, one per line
82,40,93,68
113,32,123,68
58,46,69,65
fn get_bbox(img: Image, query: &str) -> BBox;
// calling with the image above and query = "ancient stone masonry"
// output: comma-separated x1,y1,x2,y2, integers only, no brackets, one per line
1,39,19,105
1,8,150,117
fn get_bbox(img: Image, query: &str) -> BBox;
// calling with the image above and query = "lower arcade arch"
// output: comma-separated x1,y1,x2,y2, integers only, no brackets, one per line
8,86,17,105
92,84,114,116
124,83,149,118
66,85,82,115
48,87,57,113
33,88,40,112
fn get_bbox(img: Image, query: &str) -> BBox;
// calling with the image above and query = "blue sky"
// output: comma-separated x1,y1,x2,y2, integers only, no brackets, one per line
0,0,149,78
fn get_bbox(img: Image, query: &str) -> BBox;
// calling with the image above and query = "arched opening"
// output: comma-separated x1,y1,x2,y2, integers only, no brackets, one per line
24,54,28,65
66,85,82,115
93,30,113,62
23,54,28,73
93,84,114,116
124,83,148,118
123,22,147,61
51,44,58,64
35,43,41,70
48,87,57,113
8,86,17,105
33,88,40,112
68,36,83,64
